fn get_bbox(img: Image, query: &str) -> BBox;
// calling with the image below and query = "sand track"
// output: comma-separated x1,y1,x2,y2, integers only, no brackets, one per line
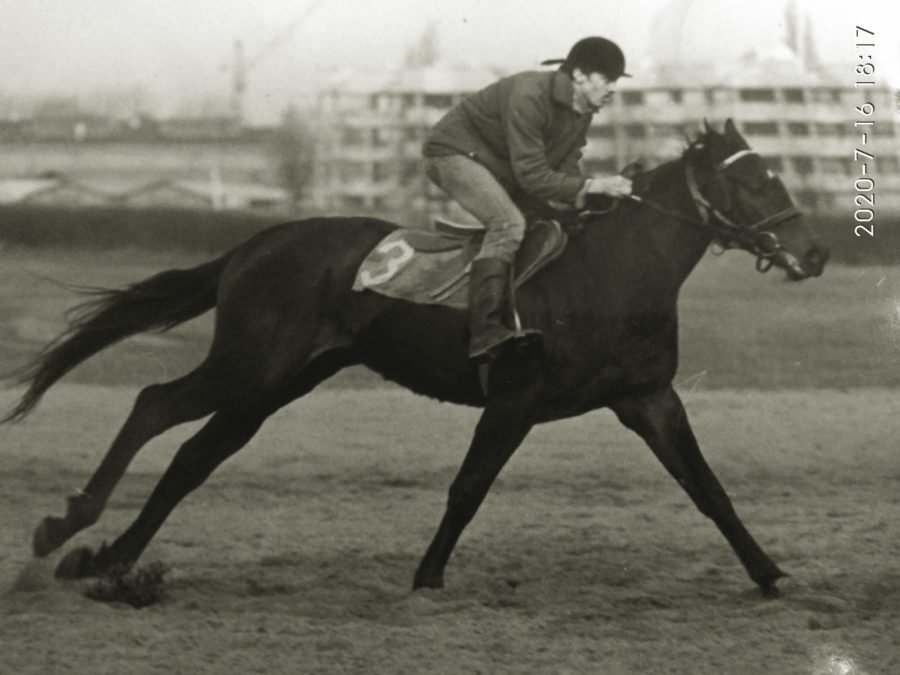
2,385,898,674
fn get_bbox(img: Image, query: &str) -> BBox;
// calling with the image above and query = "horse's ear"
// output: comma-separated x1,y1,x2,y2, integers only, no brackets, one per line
620,161,644,180
703,118,715,135
724,118,740,139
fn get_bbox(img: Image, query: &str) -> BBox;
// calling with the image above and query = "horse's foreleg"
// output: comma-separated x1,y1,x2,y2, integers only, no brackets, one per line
611,386,786,595
54,407,266,579
413,354,543,590
33,369,217,558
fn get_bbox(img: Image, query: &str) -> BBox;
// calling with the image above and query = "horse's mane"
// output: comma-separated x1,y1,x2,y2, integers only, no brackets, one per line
630,128,713,197
522,128,716,224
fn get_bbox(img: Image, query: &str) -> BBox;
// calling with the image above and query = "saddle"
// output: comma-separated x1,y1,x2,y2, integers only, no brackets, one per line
352,218,568,309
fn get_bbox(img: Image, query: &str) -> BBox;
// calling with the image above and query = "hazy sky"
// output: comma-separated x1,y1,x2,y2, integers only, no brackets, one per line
3,0,899,123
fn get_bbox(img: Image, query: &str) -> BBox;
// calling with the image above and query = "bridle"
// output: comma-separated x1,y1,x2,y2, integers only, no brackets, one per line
683,148,802,272
577,148,803,273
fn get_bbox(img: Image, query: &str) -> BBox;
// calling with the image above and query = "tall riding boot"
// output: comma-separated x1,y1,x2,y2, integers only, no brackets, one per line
468,257,540,361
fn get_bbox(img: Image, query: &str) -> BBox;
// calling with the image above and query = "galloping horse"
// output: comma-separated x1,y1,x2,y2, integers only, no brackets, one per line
5,119,828,596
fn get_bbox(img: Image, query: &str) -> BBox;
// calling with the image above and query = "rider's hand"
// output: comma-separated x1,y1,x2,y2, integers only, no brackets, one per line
586,175,633,197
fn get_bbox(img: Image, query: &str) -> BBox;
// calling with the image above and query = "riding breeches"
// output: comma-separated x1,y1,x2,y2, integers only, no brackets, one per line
424,155,526,264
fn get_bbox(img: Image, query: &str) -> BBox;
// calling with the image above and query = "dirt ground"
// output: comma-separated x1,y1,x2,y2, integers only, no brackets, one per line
1,384,898,674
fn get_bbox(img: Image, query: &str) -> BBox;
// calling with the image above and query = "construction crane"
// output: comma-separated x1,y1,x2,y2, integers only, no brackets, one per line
228,0,327,123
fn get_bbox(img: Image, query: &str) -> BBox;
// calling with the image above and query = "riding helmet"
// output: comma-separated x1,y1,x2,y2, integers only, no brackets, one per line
542,37,631,80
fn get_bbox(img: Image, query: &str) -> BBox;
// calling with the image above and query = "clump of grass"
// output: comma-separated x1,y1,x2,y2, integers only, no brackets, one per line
83,561,168,608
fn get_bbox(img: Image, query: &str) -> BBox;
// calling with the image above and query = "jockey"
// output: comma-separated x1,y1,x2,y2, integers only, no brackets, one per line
422,36,633,363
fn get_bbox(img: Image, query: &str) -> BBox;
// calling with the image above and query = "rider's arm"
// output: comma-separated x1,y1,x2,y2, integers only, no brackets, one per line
501,80,588,205
558,136,587,178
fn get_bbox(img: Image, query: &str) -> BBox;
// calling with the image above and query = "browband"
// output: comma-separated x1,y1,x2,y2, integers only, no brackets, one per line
719,149,756,169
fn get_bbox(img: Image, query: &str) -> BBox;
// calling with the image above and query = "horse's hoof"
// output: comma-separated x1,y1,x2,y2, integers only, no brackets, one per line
759,569,789,599
760,583,781,599
412,572,444,591
33,516,67,558
55,546,100,579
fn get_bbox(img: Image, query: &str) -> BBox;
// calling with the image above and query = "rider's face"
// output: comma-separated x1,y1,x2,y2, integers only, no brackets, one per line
572,69,616,111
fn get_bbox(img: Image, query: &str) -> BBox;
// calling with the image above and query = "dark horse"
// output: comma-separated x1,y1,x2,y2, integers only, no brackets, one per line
6,119,828,596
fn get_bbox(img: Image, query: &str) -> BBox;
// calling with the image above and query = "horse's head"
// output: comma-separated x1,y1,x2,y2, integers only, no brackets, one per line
686,119,829,280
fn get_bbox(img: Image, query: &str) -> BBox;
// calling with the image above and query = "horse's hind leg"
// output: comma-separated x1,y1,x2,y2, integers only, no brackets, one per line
33,367,218,558
55,406,267,579
53,348,355,579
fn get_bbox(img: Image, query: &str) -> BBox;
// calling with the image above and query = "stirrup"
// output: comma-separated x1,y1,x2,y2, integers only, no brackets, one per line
469,329,542,362
507,331,542,354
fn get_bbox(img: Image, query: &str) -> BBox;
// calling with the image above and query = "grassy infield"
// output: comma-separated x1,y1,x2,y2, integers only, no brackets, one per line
1,207,897,605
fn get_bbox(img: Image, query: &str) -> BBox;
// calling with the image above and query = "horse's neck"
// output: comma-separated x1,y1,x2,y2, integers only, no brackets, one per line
634,159,712,288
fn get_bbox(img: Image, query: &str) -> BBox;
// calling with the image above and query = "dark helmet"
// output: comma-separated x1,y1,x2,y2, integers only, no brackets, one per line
543,37,631,80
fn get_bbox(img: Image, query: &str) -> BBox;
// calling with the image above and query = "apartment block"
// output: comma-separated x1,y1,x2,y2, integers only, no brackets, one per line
310,54,900,218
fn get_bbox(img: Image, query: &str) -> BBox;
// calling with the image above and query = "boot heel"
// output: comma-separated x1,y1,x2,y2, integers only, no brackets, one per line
468,257,542,360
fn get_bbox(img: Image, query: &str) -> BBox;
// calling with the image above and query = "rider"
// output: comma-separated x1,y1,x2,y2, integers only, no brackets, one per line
422,36,633,363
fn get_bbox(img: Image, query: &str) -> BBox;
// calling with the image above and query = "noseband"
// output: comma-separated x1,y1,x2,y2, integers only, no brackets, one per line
683,149,801,272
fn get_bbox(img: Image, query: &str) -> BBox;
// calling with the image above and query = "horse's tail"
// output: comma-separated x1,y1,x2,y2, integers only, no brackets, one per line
2,252,233,423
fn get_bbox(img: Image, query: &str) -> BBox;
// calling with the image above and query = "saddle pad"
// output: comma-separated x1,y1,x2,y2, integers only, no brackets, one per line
352,220,567,309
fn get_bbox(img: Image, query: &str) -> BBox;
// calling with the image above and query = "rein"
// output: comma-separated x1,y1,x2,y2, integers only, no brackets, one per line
577,149,802,273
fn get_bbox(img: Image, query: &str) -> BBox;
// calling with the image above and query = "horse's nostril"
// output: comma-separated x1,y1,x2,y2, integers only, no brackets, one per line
804,246,830,273
810,247,825,262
